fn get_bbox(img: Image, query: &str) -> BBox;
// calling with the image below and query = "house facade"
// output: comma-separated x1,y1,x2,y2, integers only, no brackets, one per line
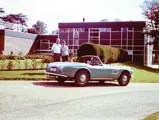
58,21,146,64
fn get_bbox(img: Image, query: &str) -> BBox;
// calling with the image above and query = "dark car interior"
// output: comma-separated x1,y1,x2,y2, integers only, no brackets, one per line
80,57,102,66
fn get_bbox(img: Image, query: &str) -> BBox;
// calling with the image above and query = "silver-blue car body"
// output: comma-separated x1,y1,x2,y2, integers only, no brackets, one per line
45,55,134,87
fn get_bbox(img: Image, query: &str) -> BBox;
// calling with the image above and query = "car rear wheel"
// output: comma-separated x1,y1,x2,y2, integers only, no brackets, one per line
118,72,130,86
75,70,90,87
57,77,66,84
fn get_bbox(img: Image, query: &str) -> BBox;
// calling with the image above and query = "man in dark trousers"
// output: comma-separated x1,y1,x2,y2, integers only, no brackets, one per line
51,38,62,62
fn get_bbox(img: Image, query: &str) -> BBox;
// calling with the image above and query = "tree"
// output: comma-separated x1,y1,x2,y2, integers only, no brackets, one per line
141,0,159,63
32,20,47,34
100,19,108,22
1,13,28,31
51,29,58,35
17,13,28,31
114,18,121,21
0,8,5,16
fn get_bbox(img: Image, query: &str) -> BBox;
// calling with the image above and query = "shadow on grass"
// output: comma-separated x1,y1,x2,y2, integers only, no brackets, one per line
33,81,119,88
21,73,45,76
120,62,159,73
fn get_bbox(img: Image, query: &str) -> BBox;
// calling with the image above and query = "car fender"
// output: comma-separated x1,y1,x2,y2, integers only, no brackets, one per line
117,70,131,79
62,66,91,78
74,68,91,78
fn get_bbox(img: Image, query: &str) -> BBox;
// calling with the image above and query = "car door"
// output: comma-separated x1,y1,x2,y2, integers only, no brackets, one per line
90,65,112,79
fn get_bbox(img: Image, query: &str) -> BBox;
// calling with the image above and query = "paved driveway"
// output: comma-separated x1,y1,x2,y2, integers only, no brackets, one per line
0,81,158,120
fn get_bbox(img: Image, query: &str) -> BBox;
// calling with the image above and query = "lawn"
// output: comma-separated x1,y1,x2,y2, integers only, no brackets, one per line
143,111,159,120
112,62,159,83
0,62,158,82
0,70,55,80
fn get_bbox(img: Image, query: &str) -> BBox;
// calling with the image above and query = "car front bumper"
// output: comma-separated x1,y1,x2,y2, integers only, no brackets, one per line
45,72,68,78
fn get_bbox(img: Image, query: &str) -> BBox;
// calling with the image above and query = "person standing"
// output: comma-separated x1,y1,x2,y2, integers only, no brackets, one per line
51,38,62,62
61,40,69,62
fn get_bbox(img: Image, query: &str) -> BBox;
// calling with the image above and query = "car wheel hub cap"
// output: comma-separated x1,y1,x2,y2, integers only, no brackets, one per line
122,75,128,83
80,74,87,83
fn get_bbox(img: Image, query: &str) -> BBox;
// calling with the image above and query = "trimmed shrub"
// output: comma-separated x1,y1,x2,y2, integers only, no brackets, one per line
6,55,18,60
77,42,128,63
0,60,5,70
25,55,44,59
0,55,25,60
30,59,39,70
7,60,15,70
0,55,7,60
16,55,25,60
24,59,29,69
41,56,54,63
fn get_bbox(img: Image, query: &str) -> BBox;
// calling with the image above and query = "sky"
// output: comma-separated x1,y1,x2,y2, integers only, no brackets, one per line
1,0,146,33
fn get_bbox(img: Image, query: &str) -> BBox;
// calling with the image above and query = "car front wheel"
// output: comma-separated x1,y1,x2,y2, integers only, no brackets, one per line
75,70,90,87
118,72,130,86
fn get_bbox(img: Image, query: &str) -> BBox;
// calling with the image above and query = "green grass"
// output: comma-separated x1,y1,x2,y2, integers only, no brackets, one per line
0,70,45,78
0,70,55,80
143,111,159,120
0,61,159,82
112,62,159,83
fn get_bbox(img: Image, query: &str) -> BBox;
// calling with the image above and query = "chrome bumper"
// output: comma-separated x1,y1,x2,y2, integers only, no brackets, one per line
45,72,68,78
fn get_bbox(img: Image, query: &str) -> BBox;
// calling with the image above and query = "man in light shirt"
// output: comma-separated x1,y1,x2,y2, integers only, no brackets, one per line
61,40,69,62
51,38,62,62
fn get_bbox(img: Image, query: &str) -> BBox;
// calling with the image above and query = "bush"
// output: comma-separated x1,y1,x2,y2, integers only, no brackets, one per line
7,60,14,70
25,55,44,59
16,55,25,60
30,59,39,70
77,43,128,63
24,59,29,69
42,56,54,63
0,55,7,60
0,60,5,70
6,55,17,60
0,55,25,60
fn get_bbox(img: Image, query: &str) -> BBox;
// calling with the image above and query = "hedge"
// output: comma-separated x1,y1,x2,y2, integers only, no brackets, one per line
0,54,48,60
77,42,128,63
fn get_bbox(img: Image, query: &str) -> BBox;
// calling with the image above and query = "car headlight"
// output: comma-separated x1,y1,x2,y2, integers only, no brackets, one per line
50,67,57,72
50,67,63,72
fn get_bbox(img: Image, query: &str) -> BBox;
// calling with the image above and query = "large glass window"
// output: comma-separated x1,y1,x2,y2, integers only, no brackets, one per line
127,50,133,55
60,28,68,32
121,28,128,32
100,28,111,32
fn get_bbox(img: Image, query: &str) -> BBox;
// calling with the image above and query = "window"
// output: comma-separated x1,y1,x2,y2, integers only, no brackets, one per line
121,28,128,32
74,39,79,45
60,28,68,32
128,50,133,55
79,28,84,32
73,29,79,38
100,28,111,32
128,27,134,32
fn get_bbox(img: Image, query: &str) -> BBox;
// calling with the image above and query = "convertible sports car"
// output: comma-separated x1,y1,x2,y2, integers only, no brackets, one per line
45,55,134,87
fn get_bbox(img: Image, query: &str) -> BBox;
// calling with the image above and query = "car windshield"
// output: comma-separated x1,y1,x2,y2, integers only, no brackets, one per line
80,56,102,66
